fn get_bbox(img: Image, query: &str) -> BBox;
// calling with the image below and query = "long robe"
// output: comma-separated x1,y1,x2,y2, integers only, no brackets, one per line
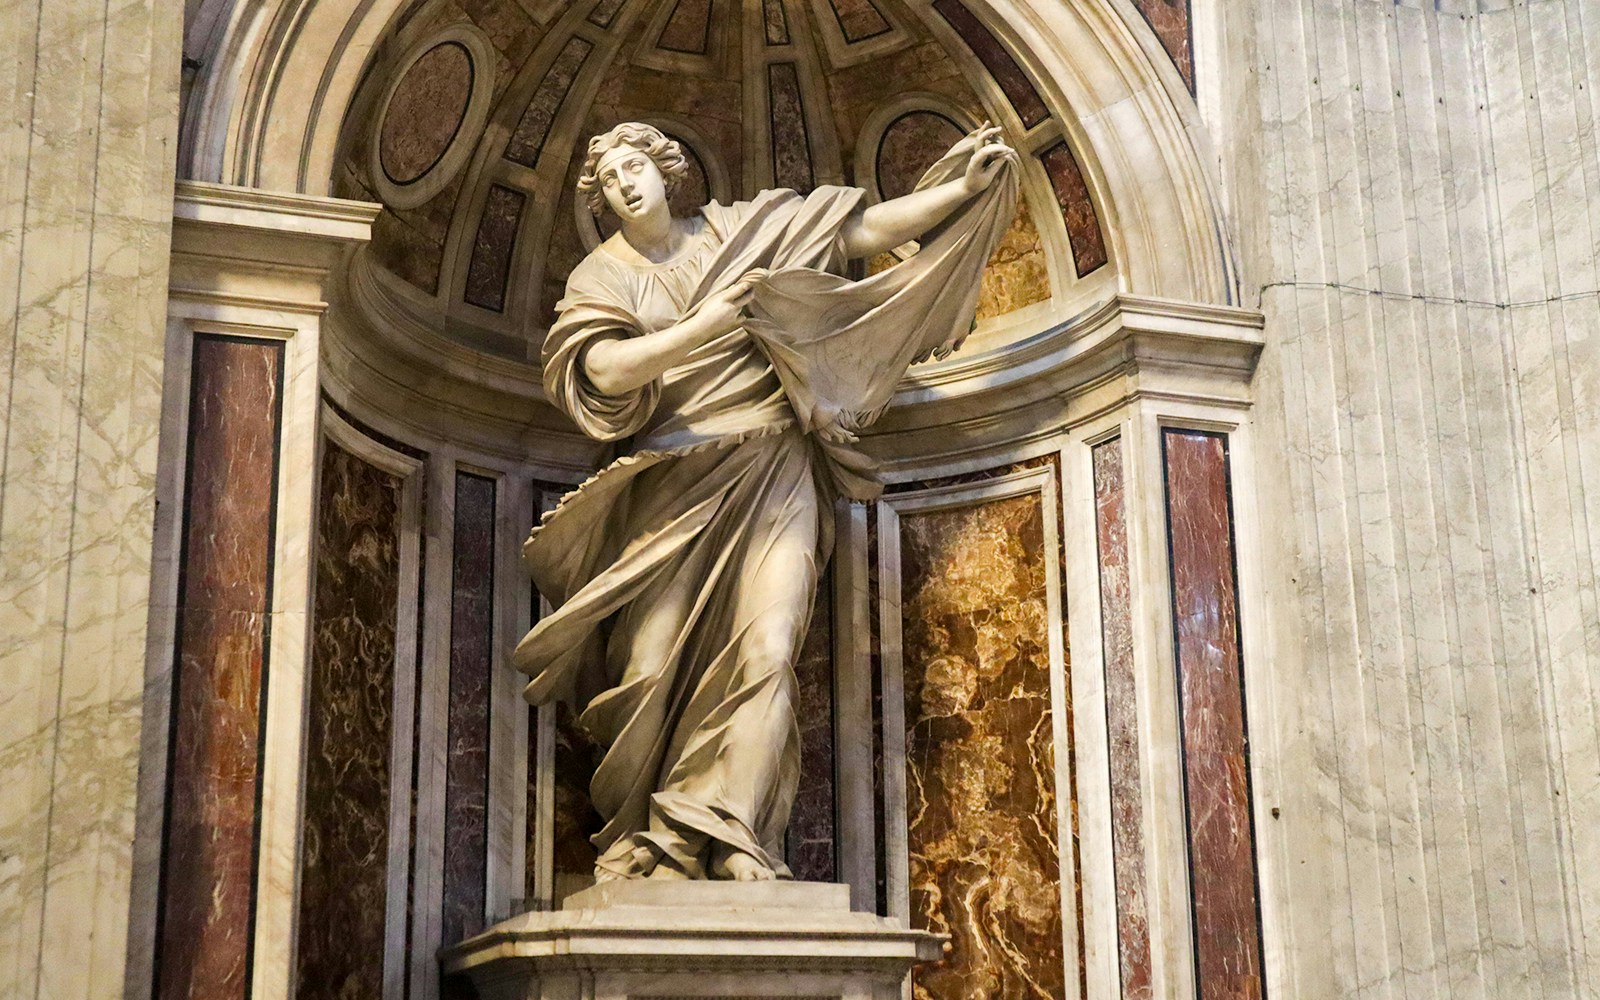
515,141,1015,880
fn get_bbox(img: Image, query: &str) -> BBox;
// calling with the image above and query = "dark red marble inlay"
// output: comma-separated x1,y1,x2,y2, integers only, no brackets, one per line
1093,439,1153,999
1132,0,1194,93
442,472,496,946
379,41,473,185
464,184,525,312
658,0,713,54
1039,141,1108,278
876,111,965,202
786,571,836,882
827,0,891,42
156,335,283,1000
504,37,593,168
295,442,402,1000
763,0,790,44
931,0,1049,129
899,494,1066,999
588,0,626,26
768,62,814,193
1162,430,1264,1000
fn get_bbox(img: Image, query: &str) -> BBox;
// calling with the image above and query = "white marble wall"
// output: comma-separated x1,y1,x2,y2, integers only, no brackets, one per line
1216,0,1600,995
0,0,182,998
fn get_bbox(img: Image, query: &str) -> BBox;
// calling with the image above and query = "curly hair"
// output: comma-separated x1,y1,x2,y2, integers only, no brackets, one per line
576,123,689,216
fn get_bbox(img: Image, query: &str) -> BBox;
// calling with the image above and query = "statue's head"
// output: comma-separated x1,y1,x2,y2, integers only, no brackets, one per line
577,122,689,219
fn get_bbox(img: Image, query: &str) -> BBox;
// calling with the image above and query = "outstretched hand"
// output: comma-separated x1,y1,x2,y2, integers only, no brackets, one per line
959,122,1018,196
689,267,770,337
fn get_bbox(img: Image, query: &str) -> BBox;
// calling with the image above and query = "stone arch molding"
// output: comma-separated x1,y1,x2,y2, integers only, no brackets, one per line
181,0,1234,306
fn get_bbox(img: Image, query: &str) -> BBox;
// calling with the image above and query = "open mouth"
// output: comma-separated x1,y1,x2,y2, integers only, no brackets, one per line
624,194,643,211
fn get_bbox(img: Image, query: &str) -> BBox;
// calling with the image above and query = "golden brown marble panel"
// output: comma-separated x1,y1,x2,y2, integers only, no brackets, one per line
379,41,474,185
295,442,403,1000
898,492,1066,999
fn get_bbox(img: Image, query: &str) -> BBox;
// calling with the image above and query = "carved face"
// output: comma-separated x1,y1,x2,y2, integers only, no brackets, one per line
596,146,668,222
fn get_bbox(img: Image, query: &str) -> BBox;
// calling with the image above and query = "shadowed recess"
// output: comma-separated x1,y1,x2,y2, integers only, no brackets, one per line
786,571,837,882
465,185,526,312
295,442,402,1000
1093,438,1153,1000
442,473,496,947
155,335,284,1000
930,0,1049,129
505,37,594,168
1162,430,1265,1000
379,41,474,184
1039,140,1107,278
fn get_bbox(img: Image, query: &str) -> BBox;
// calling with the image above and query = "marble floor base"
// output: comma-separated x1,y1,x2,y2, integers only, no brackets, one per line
441,881,944,1000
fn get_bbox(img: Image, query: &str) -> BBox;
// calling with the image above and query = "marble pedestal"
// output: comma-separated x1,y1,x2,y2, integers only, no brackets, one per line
441,881,944,1000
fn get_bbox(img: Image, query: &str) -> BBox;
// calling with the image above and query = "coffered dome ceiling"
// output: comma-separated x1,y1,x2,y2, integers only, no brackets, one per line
333,0,1117,363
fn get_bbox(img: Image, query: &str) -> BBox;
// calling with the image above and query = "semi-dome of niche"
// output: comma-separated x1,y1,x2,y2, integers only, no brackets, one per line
334,0,1116,364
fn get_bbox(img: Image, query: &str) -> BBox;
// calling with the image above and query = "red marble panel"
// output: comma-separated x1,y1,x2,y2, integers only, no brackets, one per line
1093,439,1153,1000
505,36,593,168
155,335,284,1000
827,0,891,42
442,473,496,946
588,0,627,27
1132,0,1194,93
786,571,836,883
379,41,474,185
899,493,1066,999
464,184,525,313
1162,430,1265,1000
657,0,713,54
1039,140,1108,278
930,0,1049,129
295,442,402,1000
875,111,965,201
768,62,815,193
763,0,790,44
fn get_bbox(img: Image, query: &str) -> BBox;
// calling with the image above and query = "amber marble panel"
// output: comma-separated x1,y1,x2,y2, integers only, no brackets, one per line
899,493,1066,1000
1093,439,1153,1000
768,62,814,193
786,571,836,882
763,0,790,44
295,443,402,1000
930,0,1049,128
1039,140,1108,278
1132,0,1194,93
827,0,891,42
442,473,496,946
658,0,713,54
155,335,284,1000
464,184,525,312
379,41,474,185
504,36,593,168
1162,430,1264,1000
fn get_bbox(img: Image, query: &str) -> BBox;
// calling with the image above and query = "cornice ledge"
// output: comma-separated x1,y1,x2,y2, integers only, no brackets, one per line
171,182,381,281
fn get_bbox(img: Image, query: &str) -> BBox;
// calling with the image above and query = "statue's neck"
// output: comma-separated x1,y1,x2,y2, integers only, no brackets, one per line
619,213,691,264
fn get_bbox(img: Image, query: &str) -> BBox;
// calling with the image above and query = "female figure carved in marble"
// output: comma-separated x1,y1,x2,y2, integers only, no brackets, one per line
514,120,1016,882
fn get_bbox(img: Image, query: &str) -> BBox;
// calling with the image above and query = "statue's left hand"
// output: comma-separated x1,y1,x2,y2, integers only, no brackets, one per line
960,122,1018,195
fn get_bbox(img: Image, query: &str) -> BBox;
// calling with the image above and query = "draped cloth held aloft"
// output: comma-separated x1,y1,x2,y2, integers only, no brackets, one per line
515,132,1016,881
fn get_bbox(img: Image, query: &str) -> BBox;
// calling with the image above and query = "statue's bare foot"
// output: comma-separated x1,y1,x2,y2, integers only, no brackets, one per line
710,845,774,881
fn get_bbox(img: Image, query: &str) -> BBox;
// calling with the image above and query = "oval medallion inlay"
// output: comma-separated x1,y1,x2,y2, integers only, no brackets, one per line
379,41,474,185
876,111,965,201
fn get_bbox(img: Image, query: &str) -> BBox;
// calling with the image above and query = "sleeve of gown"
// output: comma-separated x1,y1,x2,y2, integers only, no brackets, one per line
542,262,660,442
